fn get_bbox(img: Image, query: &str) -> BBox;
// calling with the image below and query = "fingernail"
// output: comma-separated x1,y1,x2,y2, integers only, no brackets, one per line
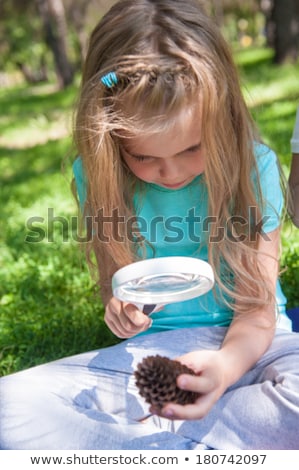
164,408,174,418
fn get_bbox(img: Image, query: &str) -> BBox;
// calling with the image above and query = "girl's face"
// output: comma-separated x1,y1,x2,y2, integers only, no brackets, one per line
120,107,205,189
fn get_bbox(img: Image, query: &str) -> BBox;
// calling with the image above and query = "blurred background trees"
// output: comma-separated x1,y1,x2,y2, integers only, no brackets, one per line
0,0,116,88
0,0,298,89
261,0,299,63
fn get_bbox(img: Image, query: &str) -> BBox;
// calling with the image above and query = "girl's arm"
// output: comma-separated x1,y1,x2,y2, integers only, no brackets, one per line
157,228,279,420
214,228,278,384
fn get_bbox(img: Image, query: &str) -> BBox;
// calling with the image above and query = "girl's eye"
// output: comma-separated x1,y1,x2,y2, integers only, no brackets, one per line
187,144,201,153
131,154,154,163
133,155,147,162
121,147,151,163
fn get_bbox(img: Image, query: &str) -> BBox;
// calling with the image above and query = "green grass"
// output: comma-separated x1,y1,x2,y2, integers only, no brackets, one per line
0,47,299,376
235,47,299,310
0,82,119,376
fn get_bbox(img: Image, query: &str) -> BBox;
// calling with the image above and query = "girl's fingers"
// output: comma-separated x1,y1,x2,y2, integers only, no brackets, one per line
105,315,144,338
123,303,151,327
148,372,221,420
160,383,218,420
105,319,128,338
161,396,211,420
105,300,151,337
177,373,214,395
119,304,151,332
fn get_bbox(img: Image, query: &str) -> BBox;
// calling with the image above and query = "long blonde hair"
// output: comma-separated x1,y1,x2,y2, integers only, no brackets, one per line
74,0,282,311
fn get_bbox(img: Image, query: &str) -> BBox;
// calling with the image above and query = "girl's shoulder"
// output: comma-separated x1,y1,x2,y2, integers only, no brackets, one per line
254,141,277,167
252,142,283,232
252,142,280,186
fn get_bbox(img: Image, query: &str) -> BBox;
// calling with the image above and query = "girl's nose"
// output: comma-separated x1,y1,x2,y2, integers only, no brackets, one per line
158,159,181,179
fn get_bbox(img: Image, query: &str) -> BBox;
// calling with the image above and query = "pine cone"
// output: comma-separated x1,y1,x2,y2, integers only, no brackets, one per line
135,354,199,410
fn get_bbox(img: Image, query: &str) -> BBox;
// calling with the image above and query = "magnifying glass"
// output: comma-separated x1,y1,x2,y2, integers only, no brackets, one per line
112,256,214,315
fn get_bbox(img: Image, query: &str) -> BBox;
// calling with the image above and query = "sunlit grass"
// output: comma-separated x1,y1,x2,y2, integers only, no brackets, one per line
0,81,119,376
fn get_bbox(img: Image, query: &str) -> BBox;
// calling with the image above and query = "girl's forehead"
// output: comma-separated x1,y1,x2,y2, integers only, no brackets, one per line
121,104,201,137
121,106,202,155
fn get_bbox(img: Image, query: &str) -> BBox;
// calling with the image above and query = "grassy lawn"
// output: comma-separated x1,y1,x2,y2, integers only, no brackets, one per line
0,83,119,376
0,47,299,377
235,48,299,309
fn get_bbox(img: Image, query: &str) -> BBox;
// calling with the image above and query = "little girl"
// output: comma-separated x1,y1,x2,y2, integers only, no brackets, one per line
0,0,298,450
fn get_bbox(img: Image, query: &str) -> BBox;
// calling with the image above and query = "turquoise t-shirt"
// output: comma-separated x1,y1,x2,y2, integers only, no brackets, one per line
73,143,286,333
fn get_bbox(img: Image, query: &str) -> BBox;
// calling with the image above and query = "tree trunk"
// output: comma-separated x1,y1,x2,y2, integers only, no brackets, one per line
68,0,91,63
265,0,299,64
16,57,48,84
36,0,74,88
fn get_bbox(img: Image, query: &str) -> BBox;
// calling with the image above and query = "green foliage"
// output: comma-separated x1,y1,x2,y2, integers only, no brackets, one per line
0,10,50,73
280,223,299,309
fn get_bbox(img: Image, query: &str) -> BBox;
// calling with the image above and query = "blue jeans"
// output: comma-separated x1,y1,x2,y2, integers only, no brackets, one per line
0,327,299,450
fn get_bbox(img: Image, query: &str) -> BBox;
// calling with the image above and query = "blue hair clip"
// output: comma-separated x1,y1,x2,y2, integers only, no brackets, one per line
100,71,118,88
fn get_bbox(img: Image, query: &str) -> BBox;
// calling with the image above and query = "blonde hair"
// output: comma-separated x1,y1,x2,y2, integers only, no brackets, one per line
73,0,282,312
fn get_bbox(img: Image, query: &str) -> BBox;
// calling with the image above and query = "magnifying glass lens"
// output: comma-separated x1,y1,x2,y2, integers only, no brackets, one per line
112,257,214,313
125,273,203,293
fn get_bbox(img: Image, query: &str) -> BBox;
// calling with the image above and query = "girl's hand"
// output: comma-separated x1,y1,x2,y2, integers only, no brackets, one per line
151,350,229,420
104,296,152,338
